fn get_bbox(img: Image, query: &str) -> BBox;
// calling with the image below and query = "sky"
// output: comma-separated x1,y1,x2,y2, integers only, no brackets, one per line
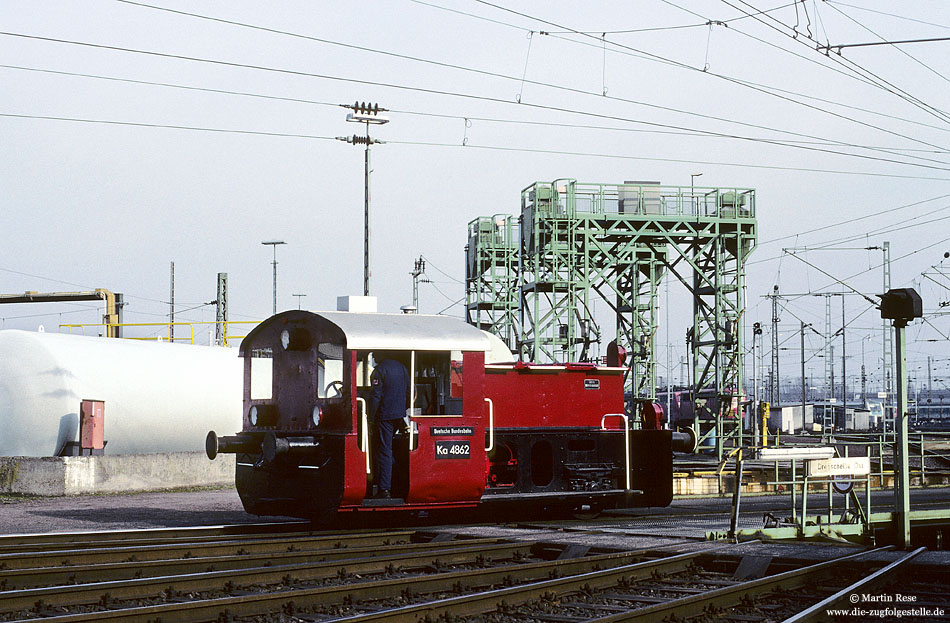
2,0,949,396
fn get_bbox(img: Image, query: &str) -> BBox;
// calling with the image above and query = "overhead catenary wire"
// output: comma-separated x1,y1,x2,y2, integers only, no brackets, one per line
782,250,879,306
436,296,465,315
536,0,799,34
0,307,96,322
421,256,464,284
5,4,944,348
0,264,218,310
811,0,832,48
749,202,950,267
825,1,950,31
420,0,918,133
806,211,950,252
757,193,950,246
10,32,950,172
721,6,950,127
782,207,950,256
774,237,950,325
7,63,949,168
657,0,950,141
8,112,950,181
717,0,950,125
823,2,950,85
722,0,949,119
388,139,950,181
108,0,950,159
0,64,345,111
770,208,950,260
835,237,950,291
66,3,950,164
0,112,341,142
0,265,99,291
612,0,877,92
466,0,950,152
407,0,522,32
421,278,457,303
720,73,950,140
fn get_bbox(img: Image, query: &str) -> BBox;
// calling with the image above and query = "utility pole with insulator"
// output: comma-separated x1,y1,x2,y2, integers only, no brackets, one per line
215,272,227,346
801,322,807,433
338,101,389,297
411,256,425,310
169,261,175,342
769,285,782,404
752,321,762,444
928,356,933,412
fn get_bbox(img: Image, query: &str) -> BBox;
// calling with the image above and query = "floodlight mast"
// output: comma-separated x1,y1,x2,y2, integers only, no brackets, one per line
338,101,389,297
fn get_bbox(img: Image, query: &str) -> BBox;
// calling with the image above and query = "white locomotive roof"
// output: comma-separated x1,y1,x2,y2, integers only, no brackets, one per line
316,311,493,352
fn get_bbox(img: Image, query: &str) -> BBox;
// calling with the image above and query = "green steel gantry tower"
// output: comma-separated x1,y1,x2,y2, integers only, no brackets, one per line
465,214,521,349
465,179,757,459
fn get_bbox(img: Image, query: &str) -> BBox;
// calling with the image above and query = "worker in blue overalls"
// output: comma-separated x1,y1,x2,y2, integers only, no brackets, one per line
370,352,410,498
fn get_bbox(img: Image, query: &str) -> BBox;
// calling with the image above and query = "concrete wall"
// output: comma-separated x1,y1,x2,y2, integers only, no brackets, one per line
0,452,235,496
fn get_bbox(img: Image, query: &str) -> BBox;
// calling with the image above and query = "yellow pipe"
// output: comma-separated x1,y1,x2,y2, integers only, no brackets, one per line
95,288,117,338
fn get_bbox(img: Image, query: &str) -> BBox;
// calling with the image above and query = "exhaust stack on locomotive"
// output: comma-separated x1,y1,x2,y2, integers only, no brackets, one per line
207,309,688,520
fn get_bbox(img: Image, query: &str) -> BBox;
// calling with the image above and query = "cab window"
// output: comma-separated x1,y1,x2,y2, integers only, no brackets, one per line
413,352,462,415
250,347,273,400
316,342,344,398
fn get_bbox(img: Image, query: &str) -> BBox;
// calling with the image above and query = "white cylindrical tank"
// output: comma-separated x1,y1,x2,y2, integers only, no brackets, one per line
0,330,243,456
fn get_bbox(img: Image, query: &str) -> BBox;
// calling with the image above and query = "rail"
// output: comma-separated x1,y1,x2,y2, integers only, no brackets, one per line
783,547,926,623
592,546,892,622
3,526,930,623
0,538,528,611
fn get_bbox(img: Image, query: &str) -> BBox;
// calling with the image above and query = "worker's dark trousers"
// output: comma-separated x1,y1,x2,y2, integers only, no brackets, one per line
374,418,399,492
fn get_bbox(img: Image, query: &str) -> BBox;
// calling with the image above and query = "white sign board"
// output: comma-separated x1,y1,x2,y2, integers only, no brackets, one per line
806,456,871,477
877,392,887,398
759,446,835,461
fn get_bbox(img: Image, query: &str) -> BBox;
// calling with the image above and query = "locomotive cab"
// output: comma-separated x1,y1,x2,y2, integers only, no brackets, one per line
206,310,495,519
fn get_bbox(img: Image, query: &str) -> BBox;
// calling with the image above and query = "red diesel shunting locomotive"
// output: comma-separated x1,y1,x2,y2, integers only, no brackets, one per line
206,309,695,521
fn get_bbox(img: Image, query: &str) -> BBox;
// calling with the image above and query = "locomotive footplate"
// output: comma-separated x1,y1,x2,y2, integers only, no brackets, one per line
479,488,643,502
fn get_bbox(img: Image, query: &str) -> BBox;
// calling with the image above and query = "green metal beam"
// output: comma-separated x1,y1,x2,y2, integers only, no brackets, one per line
467,179,756,457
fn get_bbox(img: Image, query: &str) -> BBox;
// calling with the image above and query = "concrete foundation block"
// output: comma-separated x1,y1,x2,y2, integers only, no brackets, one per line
0,453,235,496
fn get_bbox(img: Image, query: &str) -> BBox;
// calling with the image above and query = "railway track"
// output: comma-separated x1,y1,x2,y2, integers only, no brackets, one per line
0,524,945,622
